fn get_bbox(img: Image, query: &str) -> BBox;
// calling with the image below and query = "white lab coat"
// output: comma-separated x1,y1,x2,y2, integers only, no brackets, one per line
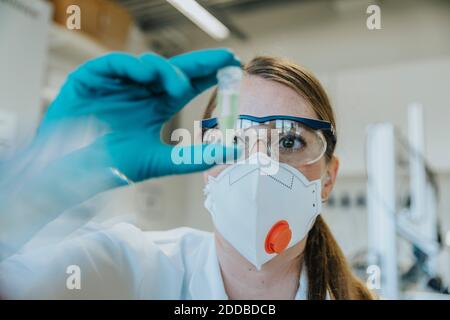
0,223,311,299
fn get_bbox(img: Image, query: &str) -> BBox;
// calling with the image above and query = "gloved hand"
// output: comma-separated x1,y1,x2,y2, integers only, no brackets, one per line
38,48,241,181
0,49,241,258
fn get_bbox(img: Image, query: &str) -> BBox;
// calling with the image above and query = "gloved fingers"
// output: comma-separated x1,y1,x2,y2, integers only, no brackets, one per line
77,52,155,84
168,48,242,109
156,74,217,118
154,49,240,116
189,74,218,95
170,48,241,79
164,143,242,175
71,52,193,99
139,53,192,99
63,71,140,101
64,49,240,96
88,129,241,181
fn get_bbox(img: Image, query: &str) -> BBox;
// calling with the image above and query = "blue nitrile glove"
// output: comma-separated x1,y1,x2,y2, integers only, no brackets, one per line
0,49,241,258
38,48,241,181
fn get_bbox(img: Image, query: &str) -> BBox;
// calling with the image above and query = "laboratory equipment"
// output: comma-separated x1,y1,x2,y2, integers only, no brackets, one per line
366,104,448,299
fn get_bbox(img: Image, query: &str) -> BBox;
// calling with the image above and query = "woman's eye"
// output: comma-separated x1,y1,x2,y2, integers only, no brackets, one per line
279,134,305,150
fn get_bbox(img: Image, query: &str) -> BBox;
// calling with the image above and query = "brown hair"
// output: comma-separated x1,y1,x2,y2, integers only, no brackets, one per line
203,56,374,300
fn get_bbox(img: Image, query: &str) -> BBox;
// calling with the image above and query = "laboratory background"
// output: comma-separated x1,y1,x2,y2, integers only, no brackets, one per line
1,0,450,299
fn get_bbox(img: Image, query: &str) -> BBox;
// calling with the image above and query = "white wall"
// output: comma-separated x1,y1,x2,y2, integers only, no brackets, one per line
332,57,450,175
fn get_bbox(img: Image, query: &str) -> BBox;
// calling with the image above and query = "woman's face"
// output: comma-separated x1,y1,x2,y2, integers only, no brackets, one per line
204,74,334,189
204,74,339,270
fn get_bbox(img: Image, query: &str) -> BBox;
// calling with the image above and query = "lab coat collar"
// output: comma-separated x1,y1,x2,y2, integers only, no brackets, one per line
189,235,313,300
295,265,308,299
189,234,228,299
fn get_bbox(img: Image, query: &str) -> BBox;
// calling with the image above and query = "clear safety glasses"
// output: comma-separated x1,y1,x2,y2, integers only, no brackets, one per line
201,115,336,167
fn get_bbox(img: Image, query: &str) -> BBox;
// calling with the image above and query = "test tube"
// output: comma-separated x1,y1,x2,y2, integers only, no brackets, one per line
217,66,242,146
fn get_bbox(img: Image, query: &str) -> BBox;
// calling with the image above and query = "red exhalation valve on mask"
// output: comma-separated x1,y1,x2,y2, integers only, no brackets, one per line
264,220,292,254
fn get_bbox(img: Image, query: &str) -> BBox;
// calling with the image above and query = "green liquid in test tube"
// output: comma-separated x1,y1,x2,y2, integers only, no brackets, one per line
217,66,243,146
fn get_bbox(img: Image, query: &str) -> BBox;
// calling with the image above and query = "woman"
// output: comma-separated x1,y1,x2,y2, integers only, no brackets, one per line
0,51,373,300
201,56,373,299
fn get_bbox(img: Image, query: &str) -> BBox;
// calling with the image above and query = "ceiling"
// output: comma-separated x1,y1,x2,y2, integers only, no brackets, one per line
115,0,301,54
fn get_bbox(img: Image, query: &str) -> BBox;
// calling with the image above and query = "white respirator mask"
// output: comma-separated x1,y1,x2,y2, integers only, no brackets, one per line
204,152,323,270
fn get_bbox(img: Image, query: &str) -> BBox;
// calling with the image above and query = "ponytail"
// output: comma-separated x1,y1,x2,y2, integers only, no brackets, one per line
305,216,374,300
